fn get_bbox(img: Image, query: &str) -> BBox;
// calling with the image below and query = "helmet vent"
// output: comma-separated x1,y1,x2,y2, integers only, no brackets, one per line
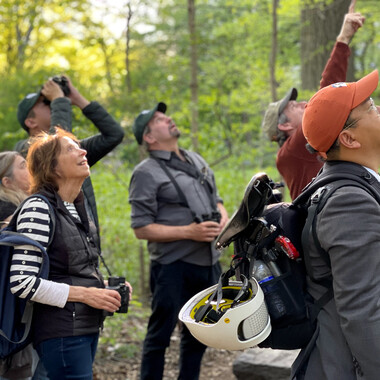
239,302,269,340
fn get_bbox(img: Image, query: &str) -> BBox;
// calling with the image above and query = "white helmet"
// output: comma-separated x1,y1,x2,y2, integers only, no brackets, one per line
179,276,271,351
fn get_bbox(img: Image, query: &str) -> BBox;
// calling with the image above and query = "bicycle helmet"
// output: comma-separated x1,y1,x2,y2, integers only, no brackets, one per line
179,276,271,351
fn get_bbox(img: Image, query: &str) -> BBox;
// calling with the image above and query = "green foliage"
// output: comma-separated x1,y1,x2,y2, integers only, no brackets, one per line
1,0,380,292
2,0,379,350
0,0,377,291
2,0,379,154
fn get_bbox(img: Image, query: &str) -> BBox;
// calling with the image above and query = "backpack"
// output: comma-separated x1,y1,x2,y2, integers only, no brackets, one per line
215,171,380,351
0,195,55,376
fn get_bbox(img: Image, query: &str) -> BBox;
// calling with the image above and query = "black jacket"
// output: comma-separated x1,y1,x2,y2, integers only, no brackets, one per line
15,98,124,231
32,187,105,346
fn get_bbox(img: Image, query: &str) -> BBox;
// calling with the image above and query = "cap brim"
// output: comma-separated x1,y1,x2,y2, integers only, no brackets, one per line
145,102,167,124
279,88,298,115
17,90,42,130
133,102,167,144
352,70,379,108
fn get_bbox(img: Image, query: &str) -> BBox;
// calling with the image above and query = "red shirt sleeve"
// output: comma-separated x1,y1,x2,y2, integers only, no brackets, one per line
320,42,351,89
277,42,351,200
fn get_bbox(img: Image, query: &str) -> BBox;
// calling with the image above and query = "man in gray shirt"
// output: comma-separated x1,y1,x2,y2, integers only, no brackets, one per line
129,102,228,380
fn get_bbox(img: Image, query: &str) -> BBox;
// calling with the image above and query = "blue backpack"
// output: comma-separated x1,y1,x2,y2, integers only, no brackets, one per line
0,195,54,361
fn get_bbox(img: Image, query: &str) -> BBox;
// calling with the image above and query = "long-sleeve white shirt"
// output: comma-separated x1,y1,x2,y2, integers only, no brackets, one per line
10,197,72,307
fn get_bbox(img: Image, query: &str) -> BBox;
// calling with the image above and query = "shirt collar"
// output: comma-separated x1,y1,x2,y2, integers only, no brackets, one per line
149,149,187,161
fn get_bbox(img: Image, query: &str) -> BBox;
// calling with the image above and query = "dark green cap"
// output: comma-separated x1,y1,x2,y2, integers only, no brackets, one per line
17,91,42,131
262,88,298,141
132,102,167,144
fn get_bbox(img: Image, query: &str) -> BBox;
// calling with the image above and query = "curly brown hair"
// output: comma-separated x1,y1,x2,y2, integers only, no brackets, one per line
27,127,80,193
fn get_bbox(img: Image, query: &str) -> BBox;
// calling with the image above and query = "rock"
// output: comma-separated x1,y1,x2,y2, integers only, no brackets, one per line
233,347,300,380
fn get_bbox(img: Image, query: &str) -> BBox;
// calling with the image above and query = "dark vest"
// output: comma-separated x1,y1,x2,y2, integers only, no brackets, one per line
32,187,104,346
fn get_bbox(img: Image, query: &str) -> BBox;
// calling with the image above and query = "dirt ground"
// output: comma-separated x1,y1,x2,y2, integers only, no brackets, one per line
93,313,239,380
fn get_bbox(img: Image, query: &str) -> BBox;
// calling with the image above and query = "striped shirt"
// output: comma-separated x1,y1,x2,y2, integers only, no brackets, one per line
9,197,78,308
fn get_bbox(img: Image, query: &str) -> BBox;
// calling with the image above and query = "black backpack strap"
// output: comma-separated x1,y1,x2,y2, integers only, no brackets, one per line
302,186,331,286
302,179,379,285
291,324,320,379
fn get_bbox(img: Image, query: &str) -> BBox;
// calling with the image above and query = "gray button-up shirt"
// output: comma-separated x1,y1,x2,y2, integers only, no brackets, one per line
129,149,223,266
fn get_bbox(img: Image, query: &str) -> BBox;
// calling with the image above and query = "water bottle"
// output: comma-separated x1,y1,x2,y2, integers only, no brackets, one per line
253,259,286,321
253,259,274,283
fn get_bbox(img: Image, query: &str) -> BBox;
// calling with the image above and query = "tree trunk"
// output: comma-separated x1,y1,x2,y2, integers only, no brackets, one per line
270,0,279,101
100,39,114,93
13,3,40,71
188,0,199,153
301,0,352,90
125,2,133,94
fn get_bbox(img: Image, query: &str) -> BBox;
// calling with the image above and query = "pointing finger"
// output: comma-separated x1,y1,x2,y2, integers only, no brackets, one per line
348,0,356,14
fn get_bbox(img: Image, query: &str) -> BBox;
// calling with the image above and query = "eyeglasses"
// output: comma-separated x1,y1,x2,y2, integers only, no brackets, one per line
342,98,377,131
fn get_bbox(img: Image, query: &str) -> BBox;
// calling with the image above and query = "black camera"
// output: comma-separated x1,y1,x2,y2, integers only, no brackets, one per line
194,211,221,224
42,75,71,105
103,276,129,317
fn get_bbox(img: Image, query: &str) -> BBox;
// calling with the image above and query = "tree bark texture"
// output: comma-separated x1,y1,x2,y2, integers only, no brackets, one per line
270,0,279,101
125,2,133,94
301,0,353,90
188,0,199,152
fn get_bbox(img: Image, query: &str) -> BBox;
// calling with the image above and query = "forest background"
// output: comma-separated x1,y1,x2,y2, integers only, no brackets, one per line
1,0,380,361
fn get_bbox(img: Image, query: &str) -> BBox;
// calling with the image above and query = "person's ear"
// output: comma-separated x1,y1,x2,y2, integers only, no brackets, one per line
278,122,293,133
1,176,12,189
25,117,38,131
53,167,62,179
143,132,155,145
339,130,361,149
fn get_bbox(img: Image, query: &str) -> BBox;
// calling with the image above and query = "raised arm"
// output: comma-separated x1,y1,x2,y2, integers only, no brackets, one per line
320,2,365,88
79,102,125,167
41,79,73,132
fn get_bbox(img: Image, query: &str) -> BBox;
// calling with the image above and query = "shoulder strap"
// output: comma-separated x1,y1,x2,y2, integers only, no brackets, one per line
302,178,380,284
153,157,219,219
294,171,380,206
297,176,380,325
153,158,191,209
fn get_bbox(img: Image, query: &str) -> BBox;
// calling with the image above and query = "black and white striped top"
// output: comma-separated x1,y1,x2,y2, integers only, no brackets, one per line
9,197,78,307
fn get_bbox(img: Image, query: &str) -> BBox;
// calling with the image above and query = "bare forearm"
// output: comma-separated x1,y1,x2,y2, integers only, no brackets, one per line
68,286,121,313
134,221,222,243
134,223,192,242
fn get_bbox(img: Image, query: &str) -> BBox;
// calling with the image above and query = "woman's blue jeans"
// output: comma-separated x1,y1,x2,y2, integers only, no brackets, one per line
35,333,99,380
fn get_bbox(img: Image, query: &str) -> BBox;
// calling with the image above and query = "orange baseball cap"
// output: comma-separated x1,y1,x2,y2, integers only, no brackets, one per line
302,69,379,155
